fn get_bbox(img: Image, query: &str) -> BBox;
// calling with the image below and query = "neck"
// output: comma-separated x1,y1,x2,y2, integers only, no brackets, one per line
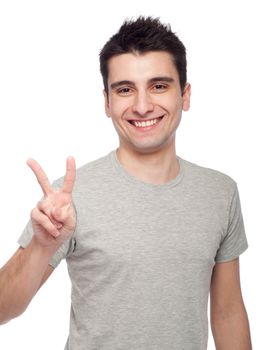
116,144,180,185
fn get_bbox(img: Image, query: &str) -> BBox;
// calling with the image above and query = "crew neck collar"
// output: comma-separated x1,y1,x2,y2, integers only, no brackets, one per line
109,148,185,191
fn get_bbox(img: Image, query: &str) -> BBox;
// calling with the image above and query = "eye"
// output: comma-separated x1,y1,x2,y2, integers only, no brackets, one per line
117,87,133,95
152,83,168,92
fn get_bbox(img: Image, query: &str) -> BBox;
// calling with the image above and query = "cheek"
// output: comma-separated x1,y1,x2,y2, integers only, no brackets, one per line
155,93,181,110
109,97,132,117
162,102,181,118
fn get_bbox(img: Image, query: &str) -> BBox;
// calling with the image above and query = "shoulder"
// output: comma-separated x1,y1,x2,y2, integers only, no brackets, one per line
76,152,111,180
179,156,237,197
53,151,113,190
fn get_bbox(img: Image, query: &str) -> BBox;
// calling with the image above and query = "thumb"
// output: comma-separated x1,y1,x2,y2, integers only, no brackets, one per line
51,204,71,223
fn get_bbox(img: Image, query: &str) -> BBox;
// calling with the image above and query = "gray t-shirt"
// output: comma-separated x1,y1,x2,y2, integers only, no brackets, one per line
18,149,248,350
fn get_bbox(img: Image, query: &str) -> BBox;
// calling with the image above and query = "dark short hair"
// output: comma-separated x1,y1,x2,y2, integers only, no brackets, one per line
99,16,187,96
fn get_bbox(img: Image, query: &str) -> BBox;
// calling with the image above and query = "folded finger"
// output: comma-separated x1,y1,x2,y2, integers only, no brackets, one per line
31,208,60,237
37,200,62,228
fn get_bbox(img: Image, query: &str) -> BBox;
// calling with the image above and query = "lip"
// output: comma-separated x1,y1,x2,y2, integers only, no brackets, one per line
126,115,164,132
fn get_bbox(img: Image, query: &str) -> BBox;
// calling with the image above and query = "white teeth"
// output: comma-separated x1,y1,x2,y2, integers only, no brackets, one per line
131,117,161,128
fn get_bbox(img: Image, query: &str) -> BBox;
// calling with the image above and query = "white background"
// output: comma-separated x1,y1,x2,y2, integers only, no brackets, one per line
0,0,262,348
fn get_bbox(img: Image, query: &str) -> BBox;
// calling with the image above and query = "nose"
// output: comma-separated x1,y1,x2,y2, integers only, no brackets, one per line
132,91,154,116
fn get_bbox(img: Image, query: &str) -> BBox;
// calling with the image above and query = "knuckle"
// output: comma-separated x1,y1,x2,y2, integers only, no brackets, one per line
37,198,47,209
37,199,53,216
31,207,39,219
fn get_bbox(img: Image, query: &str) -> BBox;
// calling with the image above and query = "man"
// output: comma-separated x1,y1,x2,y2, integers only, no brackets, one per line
0,16,252,349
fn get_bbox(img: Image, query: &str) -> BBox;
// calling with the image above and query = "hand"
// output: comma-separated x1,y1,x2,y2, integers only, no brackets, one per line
27,157,76,248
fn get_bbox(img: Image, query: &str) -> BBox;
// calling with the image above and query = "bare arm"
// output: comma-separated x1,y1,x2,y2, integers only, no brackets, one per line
210,258,252,349
0,245,55,324
0,157,76,325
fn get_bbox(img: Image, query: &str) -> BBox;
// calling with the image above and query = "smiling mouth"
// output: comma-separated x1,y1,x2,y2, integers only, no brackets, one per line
128,115,164,128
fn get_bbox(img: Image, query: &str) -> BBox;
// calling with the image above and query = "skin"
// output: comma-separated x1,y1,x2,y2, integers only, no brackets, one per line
26,156,76,247
0,49,252,348
104,51,252,348
210,258,252,349
0,157,76,324
104,51,191,185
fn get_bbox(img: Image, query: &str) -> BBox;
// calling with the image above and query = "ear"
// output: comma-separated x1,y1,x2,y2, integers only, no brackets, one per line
103,90,111,118
182,83,191,111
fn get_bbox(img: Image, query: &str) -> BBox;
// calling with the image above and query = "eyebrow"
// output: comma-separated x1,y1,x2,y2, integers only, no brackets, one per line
110,76,175,90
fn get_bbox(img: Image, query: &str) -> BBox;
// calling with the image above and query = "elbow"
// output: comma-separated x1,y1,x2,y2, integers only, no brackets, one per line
0,312,24,326
0,306,27,326
0,310,13,325
0,317,11,326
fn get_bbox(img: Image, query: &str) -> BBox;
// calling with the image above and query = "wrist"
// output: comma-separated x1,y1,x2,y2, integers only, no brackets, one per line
29,235,61,261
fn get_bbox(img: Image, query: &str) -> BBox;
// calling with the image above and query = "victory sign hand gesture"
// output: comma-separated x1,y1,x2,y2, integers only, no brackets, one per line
27,157,76,249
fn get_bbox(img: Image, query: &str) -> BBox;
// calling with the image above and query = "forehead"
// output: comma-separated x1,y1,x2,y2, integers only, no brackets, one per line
107,51,179,84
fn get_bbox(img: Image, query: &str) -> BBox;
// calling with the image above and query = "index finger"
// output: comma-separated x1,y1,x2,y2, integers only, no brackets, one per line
27,158,53,196
62,156,76,194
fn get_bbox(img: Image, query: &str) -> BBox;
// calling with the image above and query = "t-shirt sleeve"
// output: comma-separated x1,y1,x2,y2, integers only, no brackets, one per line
215,182,248,263
17,219,76,269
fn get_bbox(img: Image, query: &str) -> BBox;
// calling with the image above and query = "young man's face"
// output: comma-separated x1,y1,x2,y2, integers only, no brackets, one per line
104,51,191,154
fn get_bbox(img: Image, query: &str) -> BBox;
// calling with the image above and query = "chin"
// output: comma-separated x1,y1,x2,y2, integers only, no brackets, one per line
131,143,166,155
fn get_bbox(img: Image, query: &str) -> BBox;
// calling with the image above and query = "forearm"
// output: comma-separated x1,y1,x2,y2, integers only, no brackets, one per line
211,306,252,349
0,237,58,325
